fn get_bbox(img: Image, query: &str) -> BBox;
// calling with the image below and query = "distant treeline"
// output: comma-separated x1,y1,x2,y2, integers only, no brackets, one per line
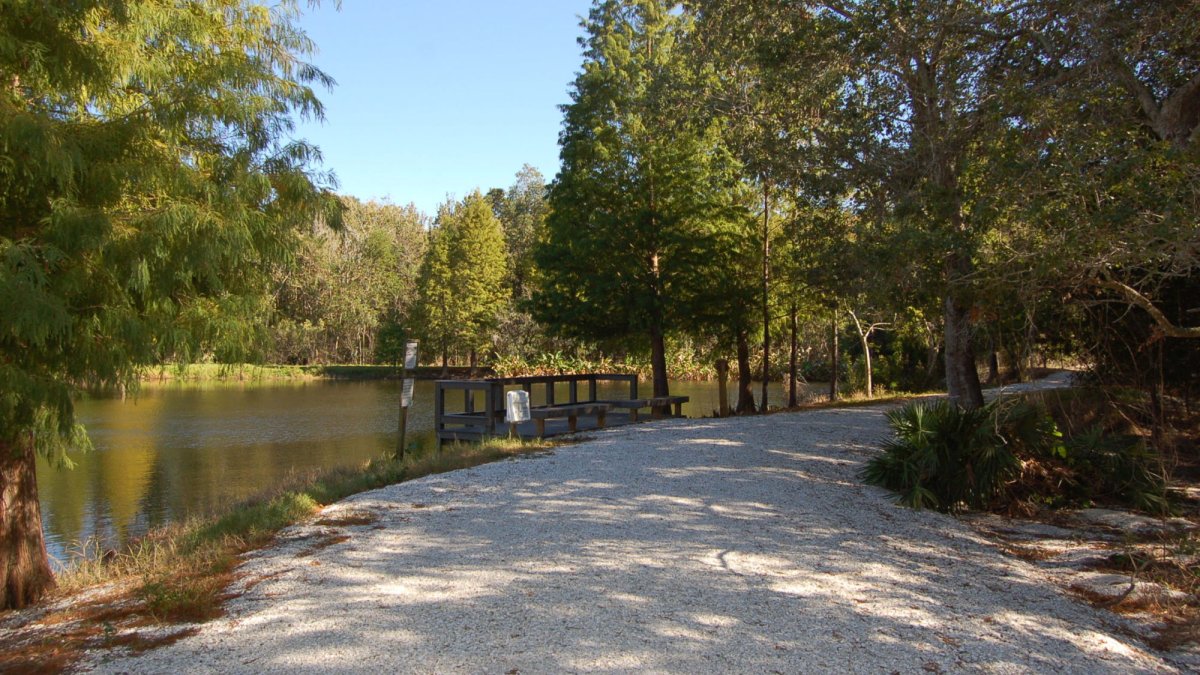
264,1,1199,420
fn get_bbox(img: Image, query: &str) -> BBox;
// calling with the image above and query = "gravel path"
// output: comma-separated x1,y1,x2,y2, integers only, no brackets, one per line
91,384,1175,673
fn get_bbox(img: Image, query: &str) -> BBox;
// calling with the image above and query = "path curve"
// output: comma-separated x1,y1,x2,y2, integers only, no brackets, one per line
91,380,1174,673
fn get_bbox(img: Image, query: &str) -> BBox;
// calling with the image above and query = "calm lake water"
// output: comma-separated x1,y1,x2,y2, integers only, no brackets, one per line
37,378,809,563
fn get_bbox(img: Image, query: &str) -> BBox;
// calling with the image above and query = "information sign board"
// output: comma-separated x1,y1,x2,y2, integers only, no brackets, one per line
505,390,531,423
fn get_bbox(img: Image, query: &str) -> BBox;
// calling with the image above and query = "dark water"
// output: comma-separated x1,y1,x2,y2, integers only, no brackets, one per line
37,378,811,563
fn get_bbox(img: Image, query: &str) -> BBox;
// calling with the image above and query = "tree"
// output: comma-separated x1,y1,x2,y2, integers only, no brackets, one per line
694,1,1034,409
413,193,509,371
689,2,813,411
272,198,427,364
496,165,548,300
534,0,744,402
0,0,340,608
413,216,456,372
997,0,1200,338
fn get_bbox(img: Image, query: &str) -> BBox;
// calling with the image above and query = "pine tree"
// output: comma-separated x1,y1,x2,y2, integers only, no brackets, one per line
0,0,340,608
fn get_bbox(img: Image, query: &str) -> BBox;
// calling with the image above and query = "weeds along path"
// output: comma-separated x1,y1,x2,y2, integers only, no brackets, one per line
89,379,1173,673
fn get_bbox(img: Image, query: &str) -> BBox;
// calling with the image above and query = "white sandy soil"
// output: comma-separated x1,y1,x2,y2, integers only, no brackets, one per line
88,375,1178,673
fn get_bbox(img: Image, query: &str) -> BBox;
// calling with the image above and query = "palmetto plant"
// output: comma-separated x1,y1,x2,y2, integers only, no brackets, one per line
862,398,1062,512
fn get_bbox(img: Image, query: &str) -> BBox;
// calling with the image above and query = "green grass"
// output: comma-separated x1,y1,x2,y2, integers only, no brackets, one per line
137,363,487,385
139,363,319,383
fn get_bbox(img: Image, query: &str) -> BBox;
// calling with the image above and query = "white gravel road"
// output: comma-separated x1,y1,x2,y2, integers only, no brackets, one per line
90,382,1176,673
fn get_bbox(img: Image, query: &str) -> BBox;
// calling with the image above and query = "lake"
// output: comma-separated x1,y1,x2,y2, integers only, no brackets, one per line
36,377,813,563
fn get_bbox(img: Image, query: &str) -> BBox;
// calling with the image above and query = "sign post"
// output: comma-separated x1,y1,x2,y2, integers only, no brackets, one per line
397,340,419,459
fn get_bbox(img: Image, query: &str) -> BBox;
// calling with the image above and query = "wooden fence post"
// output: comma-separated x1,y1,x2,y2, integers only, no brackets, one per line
716,359,730,418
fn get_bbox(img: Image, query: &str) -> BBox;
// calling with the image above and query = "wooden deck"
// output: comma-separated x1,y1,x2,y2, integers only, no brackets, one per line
433,374,686,445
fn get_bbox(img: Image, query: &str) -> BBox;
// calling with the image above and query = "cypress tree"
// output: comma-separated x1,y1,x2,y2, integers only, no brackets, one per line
0,0,340,608
533,0,744,401
413,192,509,371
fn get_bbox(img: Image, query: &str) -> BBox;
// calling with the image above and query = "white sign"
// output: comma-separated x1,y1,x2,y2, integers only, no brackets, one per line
401,378,415,407
404,341,419,370
505,390,531,424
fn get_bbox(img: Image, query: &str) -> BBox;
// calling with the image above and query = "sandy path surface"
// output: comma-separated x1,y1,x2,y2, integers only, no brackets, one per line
90,384,1175,673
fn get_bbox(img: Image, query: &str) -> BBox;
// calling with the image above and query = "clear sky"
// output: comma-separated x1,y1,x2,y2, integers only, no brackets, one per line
294,1,594,216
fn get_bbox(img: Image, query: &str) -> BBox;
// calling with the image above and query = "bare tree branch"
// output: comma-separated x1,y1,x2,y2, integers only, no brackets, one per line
1096,274,1200,338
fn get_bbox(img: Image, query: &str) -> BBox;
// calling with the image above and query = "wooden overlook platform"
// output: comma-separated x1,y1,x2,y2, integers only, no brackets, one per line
434,373,688,446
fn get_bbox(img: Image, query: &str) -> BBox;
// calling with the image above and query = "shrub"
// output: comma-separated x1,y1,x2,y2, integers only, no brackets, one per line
862,398,1062,512
1065,426,1170,514
864,393,1174,515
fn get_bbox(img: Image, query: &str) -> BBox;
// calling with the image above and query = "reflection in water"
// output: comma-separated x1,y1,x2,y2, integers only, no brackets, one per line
37,378,805,563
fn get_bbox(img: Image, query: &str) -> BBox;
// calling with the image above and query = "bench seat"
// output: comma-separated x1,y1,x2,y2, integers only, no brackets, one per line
598,395,689,421
528,402,611,436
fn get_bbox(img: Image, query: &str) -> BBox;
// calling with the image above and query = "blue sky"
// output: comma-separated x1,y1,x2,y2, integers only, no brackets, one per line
294,1,594,216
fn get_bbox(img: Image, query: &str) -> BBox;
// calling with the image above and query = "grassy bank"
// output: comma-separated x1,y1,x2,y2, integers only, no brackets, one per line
3,437,560,672
138,363,489,384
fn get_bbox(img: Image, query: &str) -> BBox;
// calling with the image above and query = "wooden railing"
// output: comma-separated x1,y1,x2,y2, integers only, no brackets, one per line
434,373,638,444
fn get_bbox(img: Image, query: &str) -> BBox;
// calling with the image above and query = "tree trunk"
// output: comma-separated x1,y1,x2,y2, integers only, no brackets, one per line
760,180,771,411
468,349,478,378
944,292,985,409
986,334,1000,386
735,331,756,413
924,320,940,386
441,346,449,378
649,323,670,415
788,301,799,407
829,308,839,402
848,309,874,399
863,335,873,399
716,359,730,417
1,439,55,609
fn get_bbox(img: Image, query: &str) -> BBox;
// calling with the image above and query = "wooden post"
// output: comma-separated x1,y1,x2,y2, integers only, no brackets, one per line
484,385,495,436
546,379,556,406
716,359,730,418
434,382,445,450
569,380,578,404
588,378,597,402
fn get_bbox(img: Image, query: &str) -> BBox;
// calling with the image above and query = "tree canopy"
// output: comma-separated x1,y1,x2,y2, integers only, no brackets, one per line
0,0,339,609
534,0,747,398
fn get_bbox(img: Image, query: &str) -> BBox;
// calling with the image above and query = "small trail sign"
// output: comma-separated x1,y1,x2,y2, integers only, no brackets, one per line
506,390,531,424
397,340,418,459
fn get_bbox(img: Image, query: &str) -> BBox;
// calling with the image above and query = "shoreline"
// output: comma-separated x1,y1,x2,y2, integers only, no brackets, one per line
81,378,1184,673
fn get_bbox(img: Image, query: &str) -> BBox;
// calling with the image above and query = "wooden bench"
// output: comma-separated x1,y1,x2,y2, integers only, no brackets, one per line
529,402,611,437
600,395,689,421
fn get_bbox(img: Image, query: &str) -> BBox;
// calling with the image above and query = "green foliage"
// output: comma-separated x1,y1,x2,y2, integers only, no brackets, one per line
190,493,318,547
534,0,749,392
494,165,548,300
865,393,1173,515
412,192,509,363
862,399,1063,512
1063,427,1170,515
0,0,341,451
272,197,427,365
